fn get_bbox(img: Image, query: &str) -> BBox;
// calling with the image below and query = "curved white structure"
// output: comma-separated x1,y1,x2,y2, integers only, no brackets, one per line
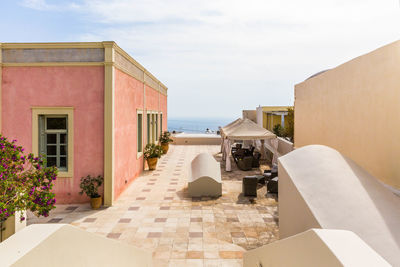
243,229,390,267
188,153,222,197
278,145,400,266
0,224,152,267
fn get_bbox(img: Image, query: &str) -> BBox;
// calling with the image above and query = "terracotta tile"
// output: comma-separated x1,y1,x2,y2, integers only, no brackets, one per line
119,218,131,223
219,251,243,259
136,197,146,200
170,182,178,185
148,232,162,238
227,218,239,222
190,218,202,222
170,251,186,259
231,232,245,238
128,206,140,211
107,233,121,239
142,189,151,192
189,232,203,238
147,183,155,185
186,251,204,259
83,218,97,223
155,218,167,223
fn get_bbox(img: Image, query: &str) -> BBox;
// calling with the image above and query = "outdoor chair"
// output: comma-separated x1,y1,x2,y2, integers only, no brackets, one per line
252,152,261,168
267,177,278,194
232,148,245,164
237,156,253,171
242,176,258,197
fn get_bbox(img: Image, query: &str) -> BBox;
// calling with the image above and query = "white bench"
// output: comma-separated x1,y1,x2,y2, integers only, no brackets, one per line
188,153,222,197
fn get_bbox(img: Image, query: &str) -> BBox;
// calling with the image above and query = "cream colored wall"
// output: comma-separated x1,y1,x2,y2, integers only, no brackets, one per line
294,40,400,189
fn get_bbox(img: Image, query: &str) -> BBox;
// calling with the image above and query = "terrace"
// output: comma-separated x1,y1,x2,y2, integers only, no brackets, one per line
27,144,278,267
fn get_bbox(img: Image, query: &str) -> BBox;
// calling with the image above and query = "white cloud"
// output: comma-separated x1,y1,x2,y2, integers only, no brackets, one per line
21,0,400,118
19,0,79,11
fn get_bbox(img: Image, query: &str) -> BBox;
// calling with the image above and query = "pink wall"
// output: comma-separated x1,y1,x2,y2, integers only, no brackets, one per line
160,93,168,132
114,69,144,198
145,85,159,111
1,66,104,203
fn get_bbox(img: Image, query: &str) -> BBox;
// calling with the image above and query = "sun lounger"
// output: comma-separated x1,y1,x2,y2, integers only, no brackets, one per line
188,153,222,197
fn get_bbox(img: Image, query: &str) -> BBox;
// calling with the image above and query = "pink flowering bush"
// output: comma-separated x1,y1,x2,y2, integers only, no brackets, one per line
0,135,57,227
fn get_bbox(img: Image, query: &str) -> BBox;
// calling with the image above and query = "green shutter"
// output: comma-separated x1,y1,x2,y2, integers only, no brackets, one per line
137,114,142,152
160,114,163,135
39,115,46,155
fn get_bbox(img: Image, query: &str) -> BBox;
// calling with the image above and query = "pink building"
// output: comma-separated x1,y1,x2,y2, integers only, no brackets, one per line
0,42,168,206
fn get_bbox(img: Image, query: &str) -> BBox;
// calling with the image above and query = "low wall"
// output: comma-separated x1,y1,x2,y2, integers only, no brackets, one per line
277,137,294,156
171,133,221,145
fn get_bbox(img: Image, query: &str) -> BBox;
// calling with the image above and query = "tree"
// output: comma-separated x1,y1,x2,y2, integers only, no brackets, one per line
285,107,294,142
0,135,57,241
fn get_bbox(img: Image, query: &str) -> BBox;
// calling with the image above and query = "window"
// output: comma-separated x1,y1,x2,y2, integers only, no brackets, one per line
32,107,74,178
137,111,143,155
147,113,151,144
39,116,68,170
155,114,158,141
160,113,163,135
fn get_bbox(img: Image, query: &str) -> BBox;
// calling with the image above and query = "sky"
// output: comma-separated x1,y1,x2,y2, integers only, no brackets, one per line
0,0,399,119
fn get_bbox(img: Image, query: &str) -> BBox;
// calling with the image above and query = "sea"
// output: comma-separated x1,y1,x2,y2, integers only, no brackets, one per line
168,117,234,134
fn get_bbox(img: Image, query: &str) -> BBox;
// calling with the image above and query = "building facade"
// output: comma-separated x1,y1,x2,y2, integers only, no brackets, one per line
0,42,168,206
255,106,292,132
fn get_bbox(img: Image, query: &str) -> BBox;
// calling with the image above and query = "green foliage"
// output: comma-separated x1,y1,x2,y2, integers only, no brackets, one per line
159,131,173,144
143,143,163,159
79,175,103,198
0,135,57,225
273,124,284,137
285,107,294,142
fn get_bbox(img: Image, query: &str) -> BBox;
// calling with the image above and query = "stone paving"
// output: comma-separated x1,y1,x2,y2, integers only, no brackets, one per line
28,145,278,267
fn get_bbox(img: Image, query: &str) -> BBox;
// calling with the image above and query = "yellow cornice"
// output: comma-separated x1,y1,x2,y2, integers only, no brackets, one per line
1,41,168,95
2,42,104,49
113,43,168,92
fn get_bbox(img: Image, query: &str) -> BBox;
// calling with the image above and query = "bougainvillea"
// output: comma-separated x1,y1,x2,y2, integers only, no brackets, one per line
0,135,57,226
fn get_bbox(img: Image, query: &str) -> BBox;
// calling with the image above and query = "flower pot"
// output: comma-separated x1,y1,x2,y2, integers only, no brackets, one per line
147,157,158,170
90,196,102,210
161,143,169,154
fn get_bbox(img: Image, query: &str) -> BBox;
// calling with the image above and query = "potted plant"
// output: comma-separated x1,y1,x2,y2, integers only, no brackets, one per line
79,175,103,210
144,143,163,170
159,131,173,154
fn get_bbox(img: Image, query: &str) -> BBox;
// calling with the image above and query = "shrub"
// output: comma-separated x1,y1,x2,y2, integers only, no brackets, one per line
0,135,57,239
273,124,284,137
143,143,163,159
79,175,103,198
159,131,173,144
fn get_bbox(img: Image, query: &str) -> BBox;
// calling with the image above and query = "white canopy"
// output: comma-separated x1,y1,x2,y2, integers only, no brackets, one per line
222,118,276,140
221,118,276,171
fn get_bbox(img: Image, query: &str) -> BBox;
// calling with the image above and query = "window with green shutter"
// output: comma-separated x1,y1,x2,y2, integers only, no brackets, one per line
137,112,143,152
160,114,163,135
39,115,68,171
155,114,158,141
147,113,151,144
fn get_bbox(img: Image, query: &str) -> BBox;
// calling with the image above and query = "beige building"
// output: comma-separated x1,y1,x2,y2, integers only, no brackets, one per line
294,40,400,189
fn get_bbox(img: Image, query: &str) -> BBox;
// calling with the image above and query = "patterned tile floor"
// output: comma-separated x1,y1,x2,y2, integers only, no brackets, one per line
28,145,278,267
